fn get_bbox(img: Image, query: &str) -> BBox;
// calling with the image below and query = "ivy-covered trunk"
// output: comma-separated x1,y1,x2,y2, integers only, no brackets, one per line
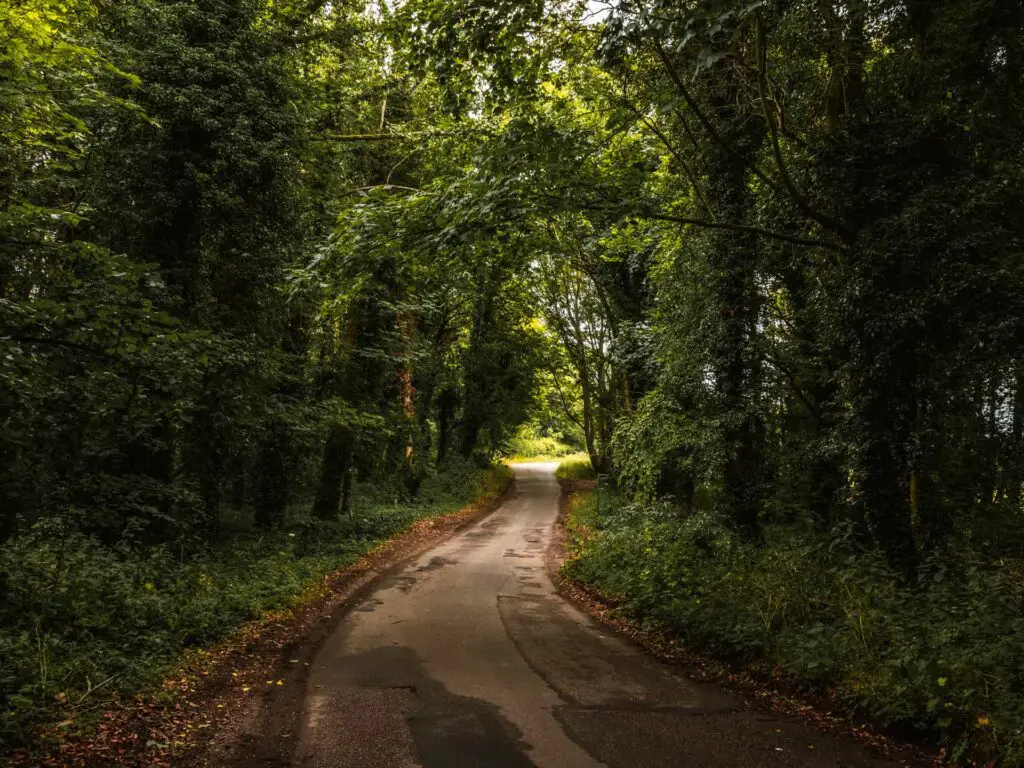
703,80,766,539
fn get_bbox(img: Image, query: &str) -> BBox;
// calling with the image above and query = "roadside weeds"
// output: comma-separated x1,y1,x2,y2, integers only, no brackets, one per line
8,471,513,768
549,479,937,768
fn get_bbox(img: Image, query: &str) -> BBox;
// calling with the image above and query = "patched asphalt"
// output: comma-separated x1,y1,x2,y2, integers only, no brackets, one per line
227,463,908,767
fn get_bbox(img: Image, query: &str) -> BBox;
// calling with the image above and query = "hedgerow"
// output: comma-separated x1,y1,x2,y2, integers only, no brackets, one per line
563,485,1024,765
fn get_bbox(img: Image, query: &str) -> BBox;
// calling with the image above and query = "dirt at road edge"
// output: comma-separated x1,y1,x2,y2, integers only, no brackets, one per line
547,478,932,768
17,476,515,768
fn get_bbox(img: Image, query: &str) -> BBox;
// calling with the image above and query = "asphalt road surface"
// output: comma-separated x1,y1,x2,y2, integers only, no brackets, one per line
275,463,904,768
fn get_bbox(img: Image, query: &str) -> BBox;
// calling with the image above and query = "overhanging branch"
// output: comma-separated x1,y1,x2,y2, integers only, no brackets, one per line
755,14,854,243
311,133,398,143
627,209,844,252
648,29,855,245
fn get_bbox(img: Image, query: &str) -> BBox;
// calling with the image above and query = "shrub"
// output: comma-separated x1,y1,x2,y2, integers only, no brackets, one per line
563,487,1024,764
0,463,510,751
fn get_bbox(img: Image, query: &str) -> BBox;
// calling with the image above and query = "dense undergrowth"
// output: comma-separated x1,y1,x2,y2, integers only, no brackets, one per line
561,481,1024,765
0,463,510,752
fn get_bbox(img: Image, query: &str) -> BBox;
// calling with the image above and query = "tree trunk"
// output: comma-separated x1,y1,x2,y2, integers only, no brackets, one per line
398,311,416,464
313,425,353,520
254,420,290,529
1010,363,1024,510
436,388,457,466
850,380,919,576
459,415,481,458
704,93,766,539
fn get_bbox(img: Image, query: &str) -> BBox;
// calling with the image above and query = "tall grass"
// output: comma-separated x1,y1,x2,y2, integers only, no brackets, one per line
555,454,597,480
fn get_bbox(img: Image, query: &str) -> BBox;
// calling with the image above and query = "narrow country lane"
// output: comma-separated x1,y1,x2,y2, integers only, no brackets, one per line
228,464,905,768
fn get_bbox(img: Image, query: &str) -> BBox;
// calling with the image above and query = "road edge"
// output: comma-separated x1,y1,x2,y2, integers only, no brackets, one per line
546,478,932,768
187,470,518,767
19,470,515,768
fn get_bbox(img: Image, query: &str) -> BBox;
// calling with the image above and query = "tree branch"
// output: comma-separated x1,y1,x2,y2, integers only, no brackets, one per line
311,133,398,143
648,28,854,245
755,14,854,242
546,363,586,432
342,184,423,196
3,335,108,356
623,208,844,252
649,38,785,199
762,350,825,426
616,95,715,218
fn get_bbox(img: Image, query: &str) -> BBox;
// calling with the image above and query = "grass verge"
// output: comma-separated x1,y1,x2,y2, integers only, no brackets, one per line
558,482,1024,766
0,463,511,760
555,453,597,481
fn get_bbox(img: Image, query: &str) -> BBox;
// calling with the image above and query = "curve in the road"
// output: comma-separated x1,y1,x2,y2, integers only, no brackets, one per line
237,463,906,768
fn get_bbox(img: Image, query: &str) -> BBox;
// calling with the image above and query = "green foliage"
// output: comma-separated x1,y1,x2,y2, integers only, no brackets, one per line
395,0,558,114
555,454,596,481
502,424,577,461
0,464,509,750
5,0,1024,763
612,388,702,504
565,489,1024,763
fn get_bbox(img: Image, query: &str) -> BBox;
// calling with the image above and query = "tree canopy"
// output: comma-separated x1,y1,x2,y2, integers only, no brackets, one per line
2,0,1024,762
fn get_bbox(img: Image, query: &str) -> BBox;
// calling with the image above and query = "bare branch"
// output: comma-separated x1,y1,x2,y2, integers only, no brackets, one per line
626,209,844,252
311,133,398,143
755,14,854,242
